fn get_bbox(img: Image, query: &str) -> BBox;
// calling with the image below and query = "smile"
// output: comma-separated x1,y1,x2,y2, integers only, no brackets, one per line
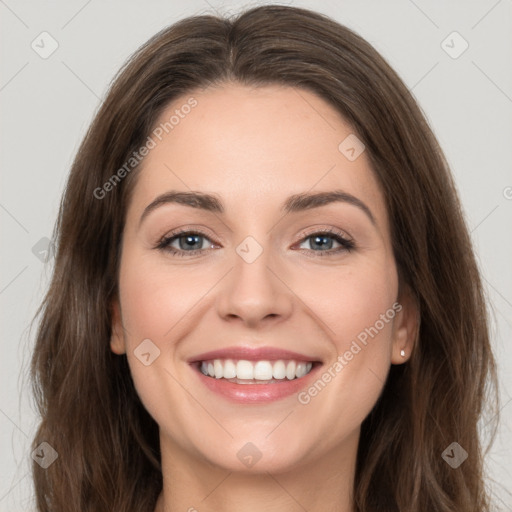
189,346,322,403
199,359,314,383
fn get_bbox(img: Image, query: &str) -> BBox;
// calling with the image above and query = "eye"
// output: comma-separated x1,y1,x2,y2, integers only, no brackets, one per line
155,227,355,258
156,229,217,257
296,229,355,256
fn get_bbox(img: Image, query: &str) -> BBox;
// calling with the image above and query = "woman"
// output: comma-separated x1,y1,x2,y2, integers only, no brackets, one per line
30,5,498,511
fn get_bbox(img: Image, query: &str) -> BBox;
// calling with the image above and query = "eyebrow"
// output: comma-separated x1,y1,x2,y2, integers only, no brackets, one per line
139,189,376,226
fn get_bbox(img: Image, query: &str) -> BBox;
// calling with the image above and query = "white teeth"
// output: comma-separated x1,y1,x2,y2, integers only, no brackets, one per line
286,361,296,380
199,358,315,381
254,361,273,380
272,360,286,379
295,362,308,378
214,359,223,379
223,359,237,379
236,360,254,380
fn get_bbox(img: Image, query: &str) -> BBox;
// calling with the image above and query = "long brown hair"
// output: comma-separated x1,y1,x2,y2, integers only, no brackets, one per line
30,5,499,511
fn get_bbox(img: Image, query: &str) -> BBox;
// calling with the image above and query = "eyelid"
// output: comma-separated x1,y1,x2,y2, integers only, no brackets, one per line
295,225,353,243
156,226,214,245
292,226,355,255
155,226,219,256
155,224,355,257
155,224,223,247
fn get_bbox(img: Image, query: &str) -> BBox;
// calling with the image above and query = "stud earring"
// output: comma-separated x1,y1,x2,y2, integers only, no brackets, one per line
400,349,406,357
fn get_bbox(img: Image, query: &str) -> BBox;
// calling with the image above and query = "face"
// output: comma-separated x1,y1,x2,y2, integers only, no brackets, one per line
111,83,417,474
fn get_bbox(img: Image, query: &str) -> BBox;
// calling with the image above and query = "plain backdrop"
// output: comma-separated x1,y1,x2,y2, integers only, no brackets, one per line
1,0,511,510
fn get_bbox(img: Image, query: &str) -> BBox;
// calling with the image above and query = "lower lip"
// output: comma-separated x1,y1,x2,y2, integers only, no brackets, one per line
191,363,322,403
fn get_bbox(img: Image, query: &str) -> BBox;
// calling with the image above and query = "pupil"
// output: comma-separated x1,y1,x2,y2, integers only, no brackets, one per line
312,235,332,250
180,234,201,250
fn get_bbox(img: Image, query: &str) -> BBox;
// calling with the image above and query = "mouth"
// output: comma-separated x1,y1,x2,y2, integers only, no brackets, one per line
196,358,316,384
188,347,323,403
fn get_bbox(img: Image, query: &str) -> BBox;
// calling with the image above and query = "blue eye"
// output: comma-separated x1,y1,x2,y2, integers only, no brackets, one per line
297,230,355,256
157,230,214,256
156,228,355,257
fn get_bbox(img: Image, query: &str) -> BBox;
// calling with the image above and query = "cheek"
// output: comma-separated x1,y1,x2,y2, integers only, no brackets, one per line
296,256,398,345
116,252,205,440
294,257,398,428
118,251,207,341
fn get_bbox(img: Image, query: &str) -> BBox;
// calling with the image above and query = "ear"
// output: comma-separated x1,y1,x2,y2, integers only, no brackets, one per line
390,285,419,365
110,298,126,355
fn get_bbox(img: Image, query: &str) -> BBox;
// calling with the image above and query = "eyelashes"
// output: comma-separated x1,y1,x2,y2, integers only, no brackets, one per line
298,230,355,254
155,227,355,258
155,228,217,257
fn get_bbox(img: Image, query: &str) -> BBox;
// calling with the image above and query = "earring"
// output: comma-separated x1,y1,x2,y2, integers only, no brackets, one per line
400,349,405,357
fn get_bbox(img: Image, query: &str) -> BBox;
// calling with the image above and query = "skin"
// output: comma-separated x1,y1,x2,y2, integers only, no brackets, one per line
110,83,418,512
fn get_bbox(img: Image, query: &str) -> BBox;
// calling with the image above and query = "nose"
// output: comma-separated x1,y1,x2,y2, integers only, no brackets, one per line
215,242,294,329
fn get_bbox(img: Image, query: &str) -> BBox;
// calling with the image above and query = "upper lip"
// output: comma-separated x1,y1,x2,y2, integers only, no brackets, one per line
188,346,322,363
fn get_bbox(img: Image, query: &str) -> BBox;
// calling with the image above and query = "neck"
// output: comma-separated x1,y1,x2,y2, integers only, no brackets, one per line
154,430,358,512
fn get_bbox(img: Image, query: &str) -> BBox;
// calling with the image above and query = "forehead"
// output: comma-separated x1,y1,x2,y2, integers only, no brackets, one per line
128,83,388,232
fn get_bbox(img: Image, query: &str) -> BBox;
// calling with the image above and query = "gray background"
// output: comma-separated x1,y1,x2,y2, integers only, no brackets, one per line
1,0,511,509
